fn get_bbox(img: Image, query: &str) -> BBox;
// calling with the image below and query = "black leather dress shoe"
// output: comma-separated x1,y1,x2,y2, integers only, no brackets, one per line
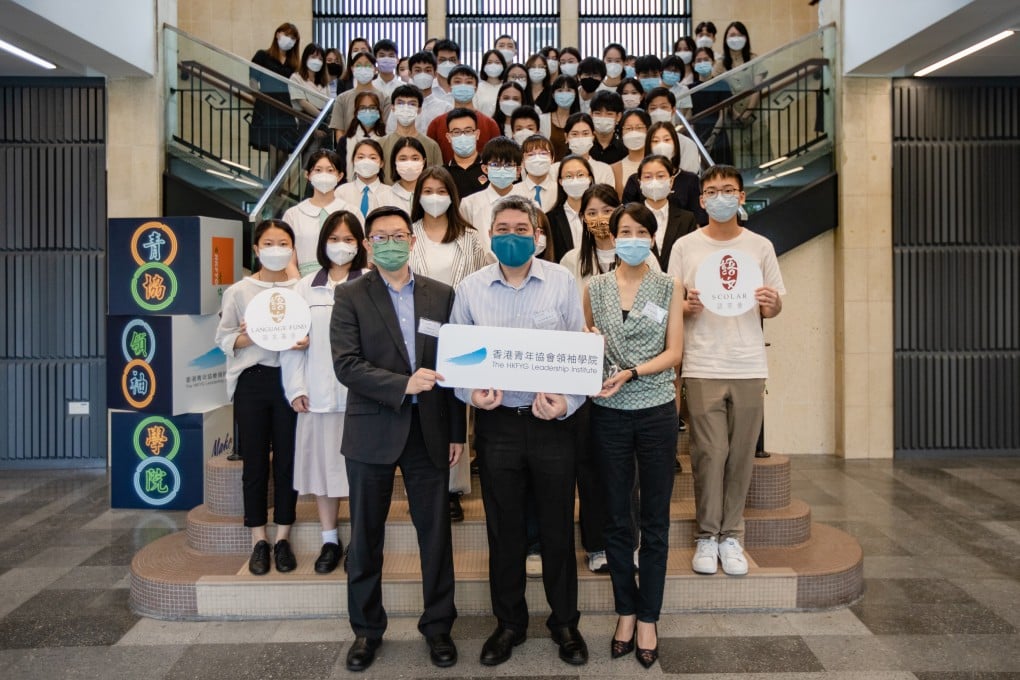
274,539,296,572
550,625,589,665
314,542,342,574
426,632,457,667
345,636,381,672
248,540,270,575
449,492,464,522
479,625,526,666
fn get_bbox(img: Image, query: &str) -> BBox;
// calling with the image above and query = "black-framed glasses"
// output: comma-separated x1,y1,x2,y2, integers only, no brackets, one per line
368,233,411,244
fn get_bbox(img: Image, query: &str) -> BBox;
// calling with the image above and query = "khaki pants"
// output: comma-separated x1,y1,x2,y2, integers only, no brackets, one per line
683,378,765,541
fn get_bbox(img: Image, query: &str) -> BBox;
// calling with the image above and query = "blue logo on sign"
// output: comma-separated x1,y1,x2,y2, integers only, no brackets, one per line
447,347,487,365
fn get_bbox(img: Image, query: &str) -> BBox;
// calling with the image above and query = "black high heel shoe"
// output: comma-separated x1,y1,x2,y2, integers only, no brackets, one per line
610,617,635,659
635,623,658,669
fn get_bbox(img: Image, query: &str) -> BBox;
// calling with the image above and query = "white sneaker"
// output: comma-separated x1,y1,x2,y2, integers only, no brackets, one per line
587,550,609,573
718,537,749,576
691,537,719,574
526,552,542,578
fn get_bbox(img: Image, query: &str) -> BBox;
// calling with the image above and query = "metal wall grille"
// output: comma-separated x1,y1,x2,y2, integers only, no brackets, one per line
892,78,1020,456
446,0,559,67
0,78,107,467
580,0,691,57
313,0,427,56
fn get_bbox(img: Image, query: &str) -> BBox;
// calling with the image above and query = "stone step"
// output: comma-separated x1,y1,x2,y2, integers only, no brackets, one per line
184,495,812,555
130,522,862,620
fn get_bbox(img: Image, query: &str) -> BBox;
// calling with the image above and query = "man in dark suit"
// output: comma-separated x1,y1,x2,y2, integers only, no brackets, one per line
331,206,465,672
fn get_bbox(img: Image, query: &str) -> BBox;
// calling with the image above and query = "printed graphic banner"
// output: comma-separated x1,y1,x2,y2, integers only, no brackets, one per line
694,249,763,317
436,324,604,395
244,288,311,351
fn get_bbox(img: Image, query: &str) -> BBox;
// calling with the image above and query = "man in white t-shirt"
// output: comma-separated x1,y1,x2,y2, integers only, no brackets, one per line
666,164,785,578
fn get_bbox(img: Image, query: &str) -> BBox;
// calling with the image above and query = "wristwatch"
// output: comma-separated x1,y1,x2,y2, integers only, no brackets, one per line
628,368,639,381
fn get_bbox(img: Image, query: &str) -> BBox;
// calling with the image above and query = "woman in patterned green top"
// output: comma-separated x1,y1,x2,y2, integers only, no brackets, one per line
583,202,684,669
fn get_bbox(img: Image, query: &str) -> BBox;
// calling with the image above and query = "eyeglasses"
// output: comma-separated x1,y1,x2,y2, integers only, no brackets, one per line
486,162,517,169
702,187,741,199
449,128,476,136
368,233,411,244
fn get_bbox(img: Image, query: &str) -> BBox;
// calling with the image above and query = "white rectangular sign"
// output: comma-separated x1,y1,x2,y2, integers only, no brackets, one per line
436,324,605,395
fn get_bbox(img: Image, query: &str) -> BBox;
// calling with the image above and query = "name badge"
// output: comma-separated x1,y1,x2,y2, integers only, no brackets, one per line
418,318,442,337
641,301,667,324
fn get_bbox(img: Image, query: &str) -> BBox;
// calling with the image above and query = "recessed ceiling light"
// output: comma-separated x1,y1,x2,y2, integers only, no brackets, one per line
914,30,1015,77
0,38,57,70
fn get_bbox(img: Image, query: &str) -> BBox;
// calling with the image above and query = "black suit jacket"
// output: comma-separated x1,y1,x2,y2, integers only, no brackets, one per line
330,270,466,469
654,205,699,271
546,204,574,264
622,170,708,226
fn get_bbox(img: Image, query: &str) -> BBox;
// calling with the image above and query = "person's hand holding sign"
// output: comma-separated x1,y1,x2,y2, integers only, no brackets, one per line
755,285,782,318
471,388,503,410
406,368,444,395
532,392,567,420
290,335,310,351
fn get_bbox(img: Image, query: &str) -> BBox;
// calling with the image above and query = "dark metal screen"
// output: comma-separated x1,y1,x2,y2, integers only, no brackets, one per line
892,78,1020,456
446,0,559,67
313,0,427,56
580,0,691,57
0,77,107,467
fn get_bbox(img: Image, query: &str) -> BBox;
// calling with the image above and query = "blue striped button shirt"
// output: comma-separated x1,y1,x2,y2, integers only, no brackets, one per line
450,258,587,417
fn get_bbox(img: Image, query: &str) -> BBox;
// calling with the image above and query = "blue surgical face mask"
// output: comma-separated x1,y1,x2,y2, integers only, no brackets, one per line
490,233,536,267
694,61,713,78
639,77,661,92
356,108,380,128
704,193,741,222
450,133,477,158
451,84,476,103
624,65,636,79
487,166,516,189
614,237,652,266
553,90,576,109
662,71,682,87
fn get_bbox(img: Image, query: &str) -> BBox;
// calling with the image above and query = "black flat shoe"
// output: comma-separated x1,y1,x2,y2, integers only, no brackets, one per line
449,492,464,522
479,625,525,666
248,540,270,575
635,623,658,669
550,625,589,665
314,542,342,574
274,539,296,572
426,632,457,667
345,636,381,672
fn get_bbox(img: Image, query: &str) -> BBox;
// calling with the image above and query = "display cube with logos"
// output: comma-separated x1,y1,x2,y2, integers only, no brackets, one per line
109,405,234,510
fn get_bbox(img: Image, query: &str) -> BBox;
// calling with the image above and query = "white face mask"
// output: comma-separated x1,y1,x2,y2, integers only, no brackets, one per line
420,194,452,217
559,62,579,77
484,63,504,79
696,35,714,49
307,58,323,73
651,141,675,158
353,66,375,84
561,177,591,199
498,48,516,64
605,62,623,79
547,58,559,73
592,116,616,134
412,72,434,90
376,56,398,74
676,50,693,64
524,154,551,176
436,61,456,79
326,242,358,266
727,36,747,52
622,131,646,151
568,136,594,156
641,178,671,201
511,77,527,88
622,93,642,109
277,34,296,52
649,108,673,124
257,245,292,272
499,99,521,116
528,67,547,84
395,160,424,182
393,103,418,127
535,233,547,255
308,171,338,193
513,129,536,145
353,158,380,179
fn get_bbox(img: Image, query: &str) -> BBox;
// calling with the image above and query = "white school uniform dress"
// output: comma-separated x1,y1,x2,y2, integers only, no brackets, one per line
281,196,357,276
281,267,369,497
335,176,395,222
474,80,500,118
386,182,414,215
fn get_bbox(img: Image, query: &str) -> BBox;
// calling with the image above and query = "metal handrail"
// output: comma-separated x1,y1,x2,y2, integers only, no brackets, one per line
686,58,828,125
177,60,321,125
675,109,715,168
247,97,336,222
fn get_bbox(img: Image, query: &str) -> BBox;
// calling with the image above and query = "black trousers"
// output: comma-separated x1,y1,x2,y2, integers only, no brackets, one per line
234,365,297,528
475,405,579,632
574,400,608,554
345,407,456,639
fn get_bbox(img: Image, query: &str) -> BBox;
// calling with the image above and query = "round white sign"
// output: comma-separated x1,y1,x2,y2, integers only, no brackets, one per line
243,287,311,351
694,249,764,317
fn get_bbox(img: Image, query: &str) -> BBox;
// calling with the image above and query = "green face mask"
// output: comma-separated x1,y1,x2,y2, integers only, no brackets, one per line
371,239,411,271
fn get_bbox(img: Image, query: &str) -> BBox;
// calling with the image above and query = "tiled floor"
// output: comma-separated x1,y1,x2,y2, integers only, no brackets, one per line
0,455,1018,679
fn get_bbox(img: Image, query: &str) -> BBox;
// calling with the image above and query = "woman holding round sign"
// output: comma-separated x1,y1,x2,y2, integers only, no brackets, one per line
583,202,685,669
215,219,311,576
281,210,369,573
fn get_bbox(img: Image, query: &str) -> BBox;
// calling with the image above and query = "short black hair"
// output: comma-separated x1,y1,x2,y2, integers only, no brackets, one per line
446,107,477,127
480,136,523,165
662,55,683,71
634,54,662,75
559,47,581,62
578,57,606,79
510,105,541,129
408,51,436,69
590,90,623,114
701,164,744,191
391,84,423,106
448,64,478,83
564,111,595,134
432,39,460,58
603,43,626,60
373,39,398,56
610,202,658,238
363,205,412,236
316,210,367,271
646,86,676,107
303,149,343,174
253,218,295,245
695,21,717,36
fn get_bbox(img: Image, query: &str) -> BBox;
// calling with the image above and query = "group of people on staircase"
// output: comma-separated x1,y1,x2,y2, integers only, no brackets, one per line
219,23,785,674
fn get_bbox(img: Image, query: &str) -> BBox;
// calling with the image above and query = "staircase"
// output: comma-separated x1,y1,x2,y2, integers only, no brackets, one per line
129,432,863,620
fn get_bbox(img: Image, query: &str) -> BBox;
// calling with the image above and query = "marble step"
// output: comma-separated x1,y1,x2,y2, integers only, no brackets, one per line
185,495,812,555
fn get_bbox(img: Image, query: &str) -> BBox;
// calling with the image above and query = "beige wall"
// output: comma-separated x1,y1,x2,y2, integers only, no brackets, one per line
177,0,312,62
692,0,818,54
